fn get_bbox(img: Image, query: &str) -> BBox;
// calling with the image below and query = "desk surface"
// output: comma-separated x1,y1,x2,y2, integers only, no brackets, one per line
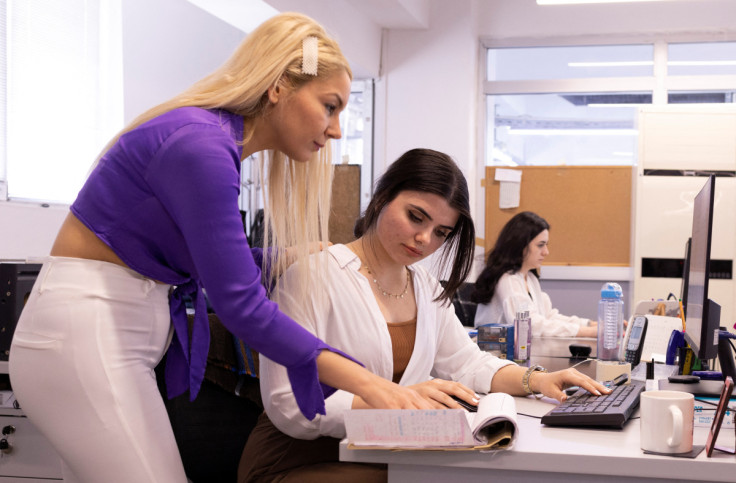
530,336,597,374
341,337,734,482
340,396,736,483
532,335,596,357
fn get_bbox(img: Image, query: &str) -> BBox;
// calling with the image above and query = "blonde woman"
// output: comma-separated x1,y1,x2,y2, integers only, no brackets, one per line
8,12,427,483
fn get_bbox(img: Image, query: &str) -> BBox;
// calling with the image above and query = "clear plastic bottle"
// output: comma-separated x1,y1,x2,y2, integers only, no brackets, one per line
597,282,624,361
514,303,532,367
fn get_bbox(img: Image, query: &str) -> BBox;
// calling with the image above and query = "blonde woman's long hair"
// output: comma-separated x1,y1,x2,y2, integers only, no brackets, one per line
96,12,351,303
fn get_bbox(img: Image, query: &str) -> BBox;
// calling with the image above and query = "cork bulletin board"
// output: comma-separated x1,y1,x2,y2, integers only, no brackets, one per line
484,166,633,266
329,164,361,245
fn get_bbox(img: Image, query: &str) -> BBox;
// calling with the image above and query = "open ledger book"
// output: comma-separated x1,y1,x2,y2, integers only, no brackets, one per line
344,393,518,451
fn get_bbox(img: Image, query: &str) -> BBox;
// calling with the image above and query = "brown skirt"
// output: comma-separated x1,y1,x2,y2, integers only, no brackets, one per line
238,412,387,483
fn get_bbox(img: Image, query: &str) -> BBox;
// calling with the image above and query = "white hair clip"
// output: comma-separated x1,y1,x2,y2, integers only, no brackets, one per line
302,36,318,76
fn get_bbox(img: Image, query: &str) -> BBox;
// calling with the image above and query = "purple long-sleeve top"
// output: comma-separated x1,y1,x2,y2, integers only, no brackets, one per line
70,107,353,419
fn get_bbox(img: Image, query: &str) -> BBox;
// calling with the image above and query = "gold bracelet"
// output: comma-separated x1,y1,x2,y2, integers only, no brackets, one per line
522,364,547,399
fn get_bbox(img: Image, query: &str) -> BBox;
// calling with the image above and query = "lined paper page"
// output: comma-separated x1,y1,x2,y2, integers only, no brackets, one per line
344,409,475,447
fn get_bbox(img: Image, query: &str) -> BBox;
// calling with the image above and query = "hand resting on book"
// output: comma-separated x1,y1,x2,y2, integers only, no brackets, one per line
404,378,480,411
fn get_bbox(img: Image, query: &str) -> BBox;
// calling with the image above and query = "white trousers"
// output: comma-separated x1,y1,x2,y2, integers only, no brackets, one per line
9,257,187,483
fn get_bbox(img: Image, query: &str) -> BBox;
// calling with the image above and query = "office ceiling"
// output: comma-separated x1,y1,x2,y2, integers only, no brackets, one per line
343,0,430,29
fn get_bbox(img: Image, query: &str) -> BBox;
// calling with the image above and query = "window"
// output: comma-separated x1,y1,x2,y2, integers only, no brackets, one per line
334,79,373,213
668,42,736,76
483,38,736,167
490,93,640,166
1,0,123,203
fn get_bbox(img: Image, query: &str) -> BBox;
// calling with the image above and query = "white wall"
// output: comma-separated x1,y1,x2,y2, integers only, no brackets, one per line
266,0,384,78
0,0,245,261
376,0,478,189
121,0,245,123
4,0,736,272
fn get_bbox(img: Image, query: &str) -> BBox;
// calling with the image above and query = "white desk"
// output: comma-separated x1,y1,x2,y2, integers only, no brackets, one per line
340,396,736,483
530,336,597,375
531,336,596,358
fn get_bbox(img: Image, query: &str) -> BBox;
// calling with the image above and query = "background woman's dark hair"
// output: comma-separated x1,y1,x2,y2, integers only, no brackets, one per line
354,148,475,303
470,211,549,304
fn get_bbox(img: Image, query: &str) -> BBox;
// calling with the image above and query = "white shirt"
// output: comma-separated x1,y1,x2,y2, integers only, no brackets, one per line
474,271,589,337
260,244,515,439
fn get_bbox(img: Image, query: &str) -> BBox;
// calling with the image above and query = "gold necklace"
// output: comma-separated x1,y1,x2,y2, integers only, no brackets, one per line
365,265,410,299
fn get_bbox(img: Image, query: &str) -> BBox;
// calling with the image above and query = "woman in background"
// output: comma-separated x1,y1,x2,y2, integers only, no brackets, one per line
9,13,426,483
471,211,597,337
239,150,607,482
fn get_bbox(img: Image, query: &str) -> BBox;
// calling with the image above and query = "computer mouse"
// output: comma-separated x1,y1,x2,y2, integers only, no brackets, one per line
565,386,581,396
569,343,592,359
450,395,478,412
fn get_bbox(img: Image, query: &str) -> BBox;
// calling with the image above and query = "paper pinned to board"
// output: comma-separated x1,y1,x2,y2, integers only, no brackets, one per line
495,169,522,209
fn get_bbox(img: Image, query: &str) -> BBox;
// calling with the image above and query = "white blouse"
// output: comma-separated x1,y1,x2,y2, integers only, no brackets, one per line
474,271,589,337
259,244,515,440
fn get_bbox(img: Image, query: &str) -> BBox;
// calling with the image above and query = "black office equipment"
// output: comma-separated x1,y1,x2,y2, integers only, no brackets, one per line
610,373,629,386
717,330,736,382
569,343,592,360
681,175,720,362
446,282,477,327
0,263,41,361
624,315,647,365
450,395,478,412
540,381,645,429
668,374,700,384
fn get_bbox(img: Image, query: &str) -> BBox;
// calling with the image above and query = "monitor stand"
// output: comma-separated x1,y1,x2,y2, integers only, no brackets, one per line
658,379,724,397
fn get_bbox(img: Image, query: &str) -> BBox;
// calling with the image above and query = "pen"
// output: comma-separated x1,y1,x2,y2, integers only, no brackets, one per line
678,299,686,332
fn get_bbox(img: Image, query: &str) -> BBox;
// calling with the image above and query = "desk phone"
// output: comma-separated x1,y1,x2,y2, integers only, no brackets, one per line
621,314,683,363
624,316,647,365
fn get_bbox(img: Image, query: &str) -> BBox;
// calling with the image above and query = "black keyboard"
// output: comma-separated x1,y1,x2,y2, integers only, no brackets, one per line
541,381,645,429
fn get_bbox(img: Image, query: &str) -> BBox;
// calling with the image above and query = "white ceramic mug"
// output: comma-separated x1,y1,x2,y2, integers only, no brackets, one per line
640,390,694,454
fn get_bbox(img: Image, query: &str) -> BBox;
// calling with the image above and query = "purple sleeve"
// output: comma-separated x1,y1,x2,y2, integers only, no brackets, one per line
250,248,264,267
146,124,358,419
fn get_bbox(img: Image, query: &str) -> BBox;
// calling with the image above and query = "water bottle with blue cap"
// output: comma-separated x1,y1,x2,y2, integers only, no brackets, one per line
597,282,624,361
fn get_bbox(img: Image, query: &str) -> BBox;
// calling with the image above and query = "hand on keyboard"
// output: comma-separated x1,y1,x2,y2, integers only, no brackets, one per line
531,367,612,402
541,381,645,429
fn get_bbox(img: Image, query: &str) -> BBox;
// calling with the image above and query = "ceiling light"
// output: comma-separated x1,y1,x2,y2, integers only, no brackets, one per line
569,61,653,67
587,103,650,108
570,60,736,67
538,0,669,4
508,129,638,136
668,60,736,66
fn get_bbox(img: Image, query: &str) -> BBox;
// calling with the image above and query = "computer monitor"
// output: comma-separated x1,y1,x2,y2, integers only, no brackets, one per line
683,175,721,361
